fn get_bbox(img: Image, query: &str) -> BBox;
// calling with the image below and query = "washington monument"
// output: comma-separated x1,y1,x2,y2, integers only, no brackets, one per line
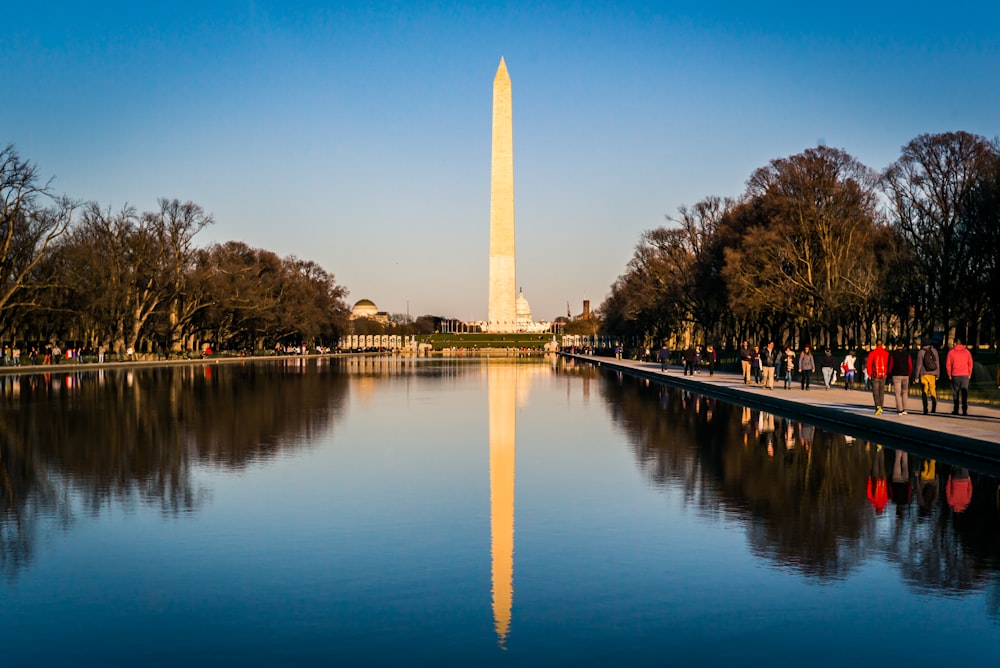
487,57,516,332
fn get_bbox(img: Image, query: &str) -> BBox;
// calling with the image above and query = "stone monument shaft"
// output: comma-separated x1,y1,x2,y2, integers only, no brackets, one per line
488,57,516,329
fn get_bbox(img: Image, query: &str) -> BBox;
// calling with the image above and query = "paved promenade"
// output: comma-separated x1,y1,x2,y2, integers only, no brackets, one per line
564,353,1000,466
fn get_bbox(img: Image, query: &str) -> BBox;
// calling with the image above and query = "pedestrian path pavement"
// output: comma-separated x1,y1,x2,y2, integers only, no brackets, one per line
565,353,1000,464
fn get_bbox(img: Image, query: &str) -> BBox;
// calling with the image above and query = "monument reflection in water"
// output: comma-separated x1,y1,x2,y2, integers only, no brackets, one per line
489,362,515,645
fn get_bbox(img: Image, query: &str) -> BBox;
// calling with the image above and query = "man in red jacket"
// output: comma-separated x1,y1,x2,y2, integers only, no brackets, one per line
946,339,974,416
866,341,890,416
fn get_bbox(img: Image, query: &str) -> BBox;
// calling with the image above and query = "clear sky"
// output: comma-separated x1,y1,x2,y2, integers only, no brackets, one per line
4,1,998,322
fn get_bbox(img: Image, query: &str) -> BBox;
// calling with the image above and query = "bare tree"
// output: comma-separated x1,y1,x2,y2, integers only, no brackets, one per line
961,147,1000,348
600,196,737,348
144,198,213,352
0,144,76,335
724,146,881,345
882,131,998,343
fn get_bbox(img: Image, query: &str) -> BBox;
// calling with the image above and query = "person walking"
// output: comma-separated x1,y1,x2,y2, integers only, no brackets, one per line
914,338,939,414
759,341,779,390
888,341,913,415
798,344,815,390
739,341,752,384
783,346,796,389
819,348,837,390
946,339,974,416
750,345,762,384
866,341,890,415
705,344,717,376
683,345,697,376
842,350,857,390
658,344,670,372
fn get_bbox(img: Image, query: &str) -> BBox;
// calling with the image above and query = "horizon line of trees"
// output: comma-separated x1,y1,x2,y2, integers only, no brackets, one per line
599,131,1000,352
1,143,352,354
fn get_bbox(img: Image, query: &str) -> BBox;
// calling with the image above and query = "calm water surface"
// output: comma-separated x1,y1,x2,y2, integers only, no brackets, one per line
2,356,1000,666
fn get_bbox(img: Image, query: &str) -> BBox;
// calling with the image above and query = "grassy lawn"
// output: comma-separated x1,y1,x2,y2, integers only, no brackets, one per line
419,333,556,350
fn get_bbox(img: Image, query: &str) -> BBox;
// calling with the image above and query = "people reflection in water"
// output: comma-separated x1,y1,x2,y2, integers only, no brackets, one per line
917,459,940,517
758,411,775,455
741,406,752,445
798,423,814,451
890,450,911,512
784,421,796,452
868,445,889,514
947,468,973,514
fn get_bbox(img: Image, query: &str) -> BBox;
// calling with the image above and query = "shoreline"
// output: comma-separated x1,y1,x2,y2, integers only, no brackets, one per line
0,352,366,377
562,352,1000,470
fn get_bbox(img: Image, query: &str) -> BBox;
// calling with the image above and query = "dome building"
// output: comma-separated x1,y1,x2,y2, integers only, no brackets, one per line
350,299,389,324
515,289,532,328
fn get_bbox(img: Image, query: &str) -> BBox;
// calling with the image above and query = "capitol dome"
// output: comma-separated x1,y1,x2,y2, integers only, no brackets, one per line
515,289,532,323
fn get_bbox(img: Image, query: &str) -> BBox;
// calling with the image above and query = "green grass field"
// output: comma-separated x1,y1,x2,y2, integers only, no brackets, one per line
419,333,556,350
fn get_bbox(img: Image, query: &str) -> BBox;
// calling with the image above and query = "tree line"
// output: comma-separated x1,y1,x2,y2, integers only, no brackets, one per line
600,131,1000,351
1,143,350,355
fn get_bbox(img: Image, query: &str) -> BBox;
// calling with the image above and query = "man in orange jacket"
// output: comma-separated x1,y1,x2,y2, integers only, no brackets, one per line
946,339,974,416
866,341,890,416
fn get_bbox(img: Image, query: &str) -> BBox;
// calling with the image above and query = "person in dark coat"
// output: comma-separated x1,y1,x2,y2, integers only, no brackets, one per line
739,341,752,384
658,344,670,372
819,348,837,390
683,345,697,376
759,341,779,390
914,337,939,414
888,341,913,415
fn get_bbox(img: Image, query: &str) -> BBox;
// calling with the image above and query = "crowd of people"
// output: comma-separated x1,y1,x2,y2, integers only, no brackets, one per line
654,337,984,418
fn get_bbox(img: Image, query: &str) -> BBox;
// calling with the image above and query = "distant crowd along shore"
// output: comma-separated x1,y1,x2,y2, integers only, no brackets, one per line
637,337,996,417
0,342,339,366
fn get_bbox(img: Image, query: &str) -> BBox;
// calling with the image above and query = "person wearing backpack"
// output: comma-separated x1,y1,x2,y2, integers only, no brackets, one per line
914,337,939,414
866,341,890,416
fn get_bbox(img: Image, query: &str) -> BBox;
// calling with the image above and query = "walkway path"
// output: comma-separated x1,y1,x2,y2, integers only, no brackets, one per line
564,353,1000,465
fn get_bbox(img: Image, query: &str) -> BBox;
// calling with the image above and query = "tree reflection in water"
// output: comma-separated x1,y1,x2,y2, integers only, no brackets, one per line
0,360,348,577
588,363,1000,605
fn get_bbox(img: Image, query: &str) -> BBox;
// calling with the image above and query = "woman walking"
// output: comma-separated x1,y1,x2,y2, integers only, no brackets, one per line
842,351,857,390
783,346,796,389
798,345,815,390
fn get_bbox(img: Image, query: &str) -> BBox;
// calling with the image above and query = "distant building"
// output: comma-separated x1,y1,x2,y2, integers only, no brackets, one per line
569,299,594,321
350,299,390,325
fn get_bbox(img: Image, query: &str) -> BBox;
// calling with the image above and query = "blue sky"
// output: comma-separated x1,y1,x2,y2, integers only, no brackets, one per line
4,1,998,321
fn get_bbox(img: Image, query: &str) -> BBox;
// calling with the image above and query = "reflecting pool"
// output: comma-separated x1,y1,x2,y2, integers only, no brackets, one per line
2,356,1000,666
